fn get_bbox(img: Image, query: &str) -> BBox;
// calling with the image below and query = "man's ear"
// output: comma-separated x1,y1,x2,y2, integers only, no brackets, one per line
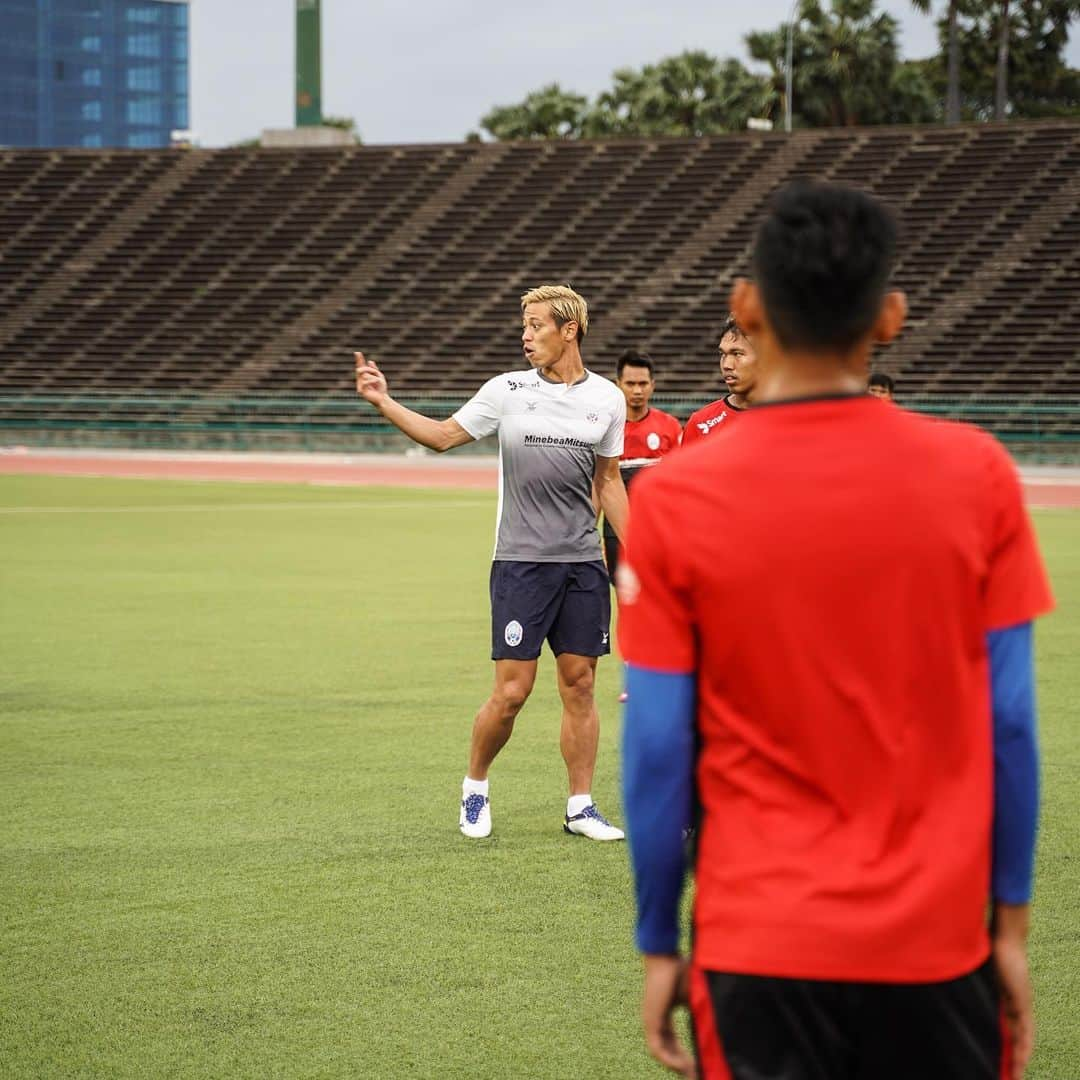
873,290,907,345
730,279,764,336
563,320,579,342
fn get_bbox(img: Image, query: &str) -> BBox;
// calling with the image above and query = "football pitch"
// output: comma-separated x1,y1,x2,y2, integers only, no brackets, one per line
2,475,1077,1079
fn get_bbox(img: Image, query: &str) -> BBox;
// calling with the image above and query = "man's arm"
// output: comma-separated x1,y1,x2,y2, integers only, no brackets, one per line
594,455,629,542
356,352,475,453
987,621,1039,1080
623,664,697,1077
623,665,696,955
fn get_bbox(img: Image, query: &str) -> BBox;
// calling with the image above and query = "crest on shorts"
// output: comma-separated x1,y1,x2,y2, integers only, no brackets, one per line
504,620,524,647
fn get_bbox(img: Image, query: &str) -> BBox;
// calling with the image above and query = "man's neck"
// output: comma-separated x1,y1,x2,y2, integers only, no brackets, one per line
726,392,750,410
627,404,649,422
754,347,870,404
541,348,586,386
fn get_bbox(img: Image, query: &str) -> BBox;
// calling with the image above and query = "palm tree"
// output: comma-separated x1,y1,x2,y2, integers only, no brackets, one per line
479,85,589,140
911,0,961,123
746,0,933,128
588,51,774,137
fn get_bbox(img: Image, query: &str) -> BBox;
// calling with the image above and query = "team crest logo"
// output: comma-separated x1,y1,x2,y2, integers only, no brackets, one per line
504,620,524,647
646,432,661,451
586,411,599,423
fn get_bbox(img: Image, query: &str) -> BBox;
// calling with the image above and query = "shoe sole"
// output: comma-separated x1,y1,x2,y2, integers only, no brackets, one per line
460,818,492,838
563,824,624,841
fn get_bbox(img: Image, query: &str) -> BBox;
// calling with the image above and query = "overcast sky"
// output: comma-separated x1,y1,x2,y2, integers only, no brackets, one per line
189,1,1079,147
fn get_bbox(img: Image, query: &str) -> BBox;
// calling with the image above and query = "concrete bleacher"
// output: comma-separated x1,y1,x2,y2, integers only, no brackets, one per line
0,121,1078,446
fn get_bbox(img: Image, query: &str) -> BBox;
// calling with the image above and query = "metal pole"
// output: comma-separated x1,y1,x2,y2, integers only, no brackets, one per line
785,0,799,133
296,0,322,127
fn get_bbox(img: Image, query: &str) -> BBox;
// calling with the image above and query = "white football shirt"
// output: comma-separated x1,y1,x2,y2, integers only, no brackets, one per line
453,369,625,562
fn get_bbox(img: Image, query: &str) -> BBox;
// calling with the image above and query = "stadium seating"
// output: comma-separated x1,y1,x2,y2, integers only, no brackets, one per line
0,121,1078,442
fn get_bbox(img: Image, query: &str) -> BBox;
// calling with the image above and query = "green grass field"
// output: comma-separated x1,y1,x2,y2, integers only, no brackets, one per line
2,475,1077,1079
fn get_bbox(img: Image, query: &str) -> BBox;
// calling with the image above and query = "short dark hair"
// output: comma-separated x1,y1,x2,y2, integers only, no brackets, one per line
868,372,895,392
752,182,897,352
617,350,654,378
719,313,747,341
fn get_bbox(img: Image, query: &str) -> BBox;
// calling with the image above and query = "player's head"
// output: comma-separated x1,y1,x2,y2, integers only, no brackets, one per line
616,350,655,412
867,372,895,400
718,313,758,401
521,284,588,369
733,182,905,363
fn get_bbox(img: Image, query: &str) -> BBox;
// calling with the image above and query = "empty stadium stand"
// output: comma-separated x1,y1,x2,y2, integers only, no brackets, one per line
0,121,1077,450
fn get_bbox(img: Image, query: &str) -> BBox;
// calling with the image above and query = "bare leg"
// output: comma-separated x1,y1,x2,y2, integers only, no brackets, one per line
466,658,538,780
556,652,599,795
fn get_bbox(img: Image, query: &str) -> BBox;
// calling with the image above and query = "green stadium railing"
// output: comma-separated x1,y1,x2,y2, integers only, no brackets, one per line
1,393,1078,464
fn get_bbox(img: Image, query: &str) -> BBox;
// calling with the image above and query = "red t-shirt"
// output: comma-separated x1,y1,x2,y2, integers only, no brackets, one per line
621,407,683,483
682,396,745,446
619,396,1053,983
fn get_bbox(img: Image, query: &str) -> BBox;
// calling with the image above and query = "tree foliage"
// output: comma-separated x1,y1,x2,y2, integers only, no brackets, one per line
925,0,1080,119
746,0,937,127
473,0,1080,139
321,115,363,143
478,57,772,140
479,84,590,140
584,52,775,137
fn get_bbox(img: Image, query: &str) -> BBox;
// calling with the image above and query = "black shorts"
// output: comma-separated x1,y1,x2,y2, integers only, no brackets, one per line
489,560,611,661
690,959,1007,1080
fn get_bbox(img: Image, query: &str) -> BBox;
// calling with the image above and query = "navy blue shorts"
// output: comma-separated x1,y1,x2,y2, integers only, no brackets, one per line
490,560,611,661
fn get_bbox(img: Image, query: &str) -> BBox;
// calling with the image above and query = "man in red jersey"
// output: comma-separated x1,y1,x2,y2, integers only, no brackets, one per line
681,316,758,446
619,183,1053,1080
868,371,896,399
601,350,682,581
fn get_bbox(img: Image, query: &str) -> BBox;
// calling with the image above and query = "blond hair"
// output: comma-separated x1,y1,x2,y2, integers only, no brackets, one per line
520,284,588,343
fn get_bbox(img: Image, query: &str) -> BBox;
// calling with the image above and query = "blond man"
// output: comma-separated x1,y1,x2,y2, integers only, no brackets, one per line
356,285,629,841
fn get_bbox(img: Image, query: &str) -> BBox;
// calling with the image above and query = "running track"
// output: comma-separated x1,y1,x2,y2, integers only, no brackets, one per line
2,450,1079,508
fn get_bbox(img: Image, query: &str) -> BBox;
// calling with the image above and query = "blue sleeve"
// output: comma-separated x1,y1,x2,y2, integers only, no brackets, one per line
621,664,696,955
988,622,1040,904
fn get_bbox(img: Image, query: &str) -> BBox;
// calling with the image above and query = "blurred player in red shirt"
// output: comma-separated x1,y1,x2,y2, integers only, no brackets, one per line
620,183,1052,1079
681,316,758,446
868,370,896,399
602,350,682,581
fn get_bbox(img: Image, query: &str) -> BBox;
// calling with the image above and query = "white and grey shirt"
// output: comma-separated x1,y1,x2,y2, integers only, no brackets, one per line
453,369,626,562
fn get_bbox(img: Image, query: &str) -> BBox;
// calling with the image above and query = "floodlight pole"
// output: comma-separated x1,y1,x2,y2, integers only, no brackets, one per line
296,0,322,127
784,0,800,134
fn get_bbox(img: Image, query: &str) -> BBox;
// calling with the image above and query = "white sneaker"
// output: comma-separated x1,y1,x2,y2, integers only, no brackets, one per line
563,803,625,842
460,791,492,838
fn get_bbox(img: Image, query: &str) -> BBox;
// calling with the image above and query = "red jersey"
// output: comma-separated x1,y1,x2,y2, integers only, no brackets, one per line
621,407,682,487
619,396,1053,982
682,395,745,446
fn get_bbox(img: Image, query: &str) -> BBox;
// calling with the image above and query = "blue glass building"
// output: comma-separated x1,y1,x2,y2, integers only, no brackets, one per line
0,0,189,149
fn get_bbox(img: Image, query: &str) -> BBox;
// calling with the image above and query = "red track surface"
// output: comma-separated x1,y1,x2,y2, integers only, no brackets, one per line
1,451,1078,507
0,452,498,490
